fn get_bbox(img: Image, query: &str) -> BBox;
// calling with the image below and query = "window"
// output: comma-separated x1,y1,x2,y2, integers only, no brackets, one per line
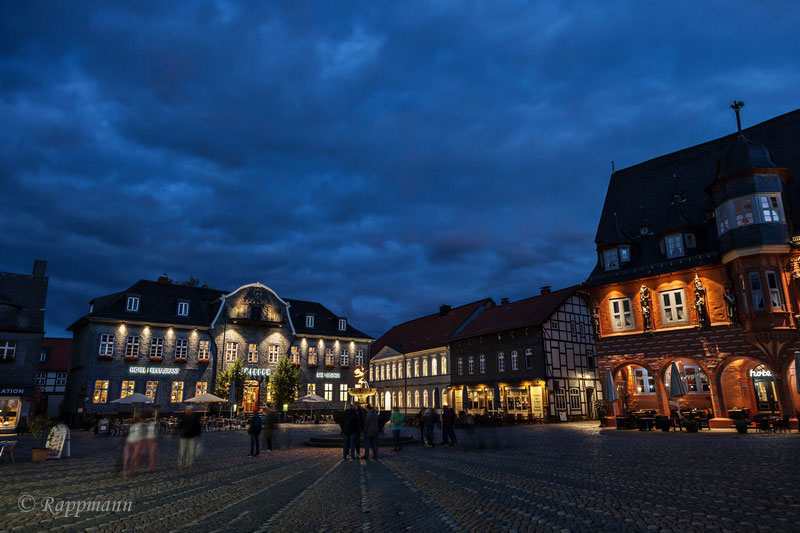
171,381,184,402
441,356,447,375
121,380,135,398
414,390,420,407
36,372,46,386
423,390,429,407
427,357,436,376
479,354,486,373
457,358,463,375
749,272,766,311
397,361,403,379
175,338,188,359
324,383,333,401
195,381,208,396
198,340,209,360
305,314,314,328
568,388,581,411
55,372,67,388
733,197,754,227
587,354,596,370
126,296,140,312
422,358,428,376
414,359,419,377
406,360,411,377
765,271,783,310
683,366,710,393
407,390,412,408
307,383,316,395
665,233,684,258
619,246,631,263
0,340,16,361
177,301,189,316
660,289,687,324
610,298,634,331
525,348,533,368
325,348,334,366
145,381,158,401
291,346,300,364
468,357,474,374
340,348,349,366
554,389,567,411
603,249,619,271
497,352,505,372
307,346,317,365
39,351,47,363
738,275,749,313
98,335,114,356
355,350,364,367
759,194,783,222
685,233,696,248
340,384,349,401
633,368,655,394
338,318,346,331
510,351,518,370
248,343,258,362
269,344,280,363
93,380,109,403
225,342,238,362
716,204,731,234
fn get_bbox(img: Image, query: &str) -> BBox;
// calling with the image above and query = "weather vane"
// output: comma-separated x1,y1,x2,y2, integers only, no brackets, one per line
730,100,744,133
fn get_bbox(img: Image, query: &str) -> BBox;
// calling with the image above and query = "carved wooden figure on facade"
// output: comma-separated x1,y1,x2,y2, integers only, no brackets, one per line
639,285,653,333
693,274,709,329
591,307,601,339
788,258,800,280
723,280,739,325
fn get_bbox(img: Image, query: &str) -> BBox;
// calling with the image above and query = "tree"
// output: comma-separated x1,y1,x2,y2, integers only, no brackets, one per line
269,356,301,410
215,358,246,406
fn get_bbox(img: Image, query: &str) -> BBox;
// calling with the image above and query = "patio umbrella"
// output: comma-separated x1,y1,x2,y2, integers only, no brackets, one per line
462,385,469,411
433,387,440,409
185,392,226,416
493,382,502,413
292,393,330,418
669,362,688,421
605,370,618,418
112,393,153,419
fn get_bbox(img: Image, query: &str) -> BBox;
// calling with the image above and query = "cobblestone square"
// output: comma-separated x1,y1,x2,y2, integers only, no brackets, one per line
1,423,798,532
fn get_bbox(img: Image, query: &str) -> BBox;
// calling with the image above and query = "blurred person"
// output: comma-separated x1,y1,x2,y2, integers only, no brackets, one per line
247,409,262,456
416,407,425,444
389,406,405,451
123,416,145,478
362,405,379,460
141,418,159,471
422,408,435,447
263,407,276,453
441,406,457,446
340,403,360,460
178,407,202,471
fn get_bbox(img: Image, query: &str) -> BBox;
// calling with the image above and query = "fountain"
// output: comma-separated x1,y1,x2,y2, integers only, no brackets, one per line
348,366,377,405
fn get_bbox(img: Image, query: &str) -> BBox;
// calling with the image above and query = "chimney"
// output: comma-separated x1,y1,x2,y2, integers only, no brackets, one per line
158,274,171,284
33,259,47,277
540,286,551,295
439,305,451,316
500,298,510,305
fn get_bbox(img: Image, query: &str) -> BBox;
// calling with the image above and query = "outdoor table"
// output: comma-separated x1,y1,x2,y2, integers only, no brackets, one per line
637,417,655,431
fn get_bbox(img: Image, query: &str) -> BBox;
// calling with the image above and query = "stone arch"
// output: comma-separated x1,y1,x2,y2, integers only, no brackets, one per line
713,355,777,419
608,359,659,413
657,357,714,416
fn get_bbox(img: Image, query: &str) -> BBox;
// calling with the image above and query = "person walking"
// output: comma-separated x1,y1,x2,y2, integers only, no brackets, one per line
178,407,202,471
441,406,457,446
123,417,145,478
262,408,276,453
141,418,159,471
416,407,425,444
389,406,405,451
422,408,435,447
247,410,262,456
362,405,379,460
340,403,360,460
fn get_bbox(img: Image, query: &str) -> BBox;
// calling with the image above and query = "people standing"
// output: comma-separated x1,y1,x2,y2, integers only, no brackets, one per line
178,407,202,471
362,405,379,460
340,403,360,460
441,406,457,446
247,410,262,456
263,408,276,453
355,404,366,458
390,406,405,451
123,417,145,477
416,407,425,444
422,408,435,447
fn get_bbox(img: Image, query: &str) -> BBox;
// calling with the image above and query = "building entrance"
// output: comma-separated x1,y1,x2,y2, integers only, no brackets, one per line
243,380,260,413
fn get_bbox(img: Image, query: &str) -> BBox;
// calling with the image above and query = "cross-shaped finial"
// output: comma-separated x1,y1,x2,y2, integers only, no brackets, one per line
730,100,745,133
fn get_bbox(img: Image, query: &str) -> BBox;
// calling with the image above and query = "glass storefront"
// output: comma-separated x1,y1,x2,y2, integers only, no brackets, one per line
0,397,21,431
750,365,778,413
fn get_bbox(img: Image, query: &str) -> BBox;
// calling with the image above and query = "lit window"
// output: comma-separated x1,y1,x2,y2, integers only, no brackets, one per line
406,360,411,377
749,272,766,310
291,346,300,364
380,365,385,381
414,390,420,407
150,337,164,358
407,390,412,407
468,356,474,374
248,343,258,362
325,348,334,366
175,338,188,359
195,381,208,396
479,354,486,373
683,366,710,393
177,301,189,316
121,380,135,399
414,359,419,377
497,352,505,372
664,233,684,258
759,194,783,222
98,335,114,356
423,390,429,407
269,344,280,363
431,357,437,376
619,246,631,262
305,314,314,328
307,346,317,365
225,342,238,362
397,361,403,378
660,289,687,324
633,368,655,394
457,358,463,375
716,204,731,235
525,348,533,368
603,249,619,271
441,356,447,375
422,358,428,376
198,340,209,360
568,388,581,411
324,383,333,401
126,296,140,312
338,318,346,331
307,383,316,395
93,380,109,403
39,351,47,363
171,381,184,402
609,298,634,331
511,351,518,370
125,336,140,358
340,384,349,401
733,198,754,227
340,348,349,366
355,349,364,367
765,271,783,309
36,372,47,386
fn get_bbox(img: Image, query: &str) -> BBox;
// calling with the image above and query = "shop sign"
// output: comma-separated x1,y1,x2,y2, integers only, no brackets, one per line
0,387,30,396
315,371,340,379
128,367,180,375
244,368,271,378
46,424,71,459
749,368,773,378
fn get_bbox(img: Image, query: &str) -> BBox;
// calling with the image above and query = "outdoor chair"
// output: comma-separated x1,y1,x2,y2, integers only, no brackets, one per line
773,415,790,433
697,416,710,430
754,417,771,433
0,441,16,464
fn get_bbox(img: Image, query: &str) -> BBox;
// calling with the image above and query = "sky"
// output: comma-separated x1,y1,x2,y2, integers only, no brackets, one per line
2,2,799,339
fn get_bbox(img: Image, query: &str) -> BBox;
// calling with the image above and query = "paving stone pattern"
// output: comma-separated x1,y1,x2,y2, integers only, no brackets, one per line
1,423,798,532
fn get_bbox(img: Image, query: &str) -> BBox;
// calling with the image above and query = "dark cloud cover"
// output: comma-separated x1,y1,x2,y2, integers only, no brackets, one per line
2,1,799,338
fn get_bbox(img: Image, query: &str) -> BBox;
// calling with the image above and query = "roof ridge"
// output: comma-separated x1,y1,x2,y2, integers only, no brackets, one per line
385,297,493,329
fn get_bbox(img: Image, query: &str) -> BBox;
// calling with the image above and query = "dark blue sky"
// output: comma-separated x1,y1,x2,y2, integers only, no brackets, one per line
2,2,799,338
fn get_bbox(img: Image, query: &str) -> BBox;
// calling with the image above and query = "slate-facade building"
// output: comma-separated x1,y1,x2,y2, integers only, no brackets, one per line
587,107,800,427
449,287,600,421
0,260,49,433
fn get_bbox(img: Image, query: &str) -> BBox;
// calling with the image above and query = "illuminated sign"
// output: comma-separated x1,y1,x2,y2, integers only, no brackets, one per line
749,368,772,378
128,367,180,375
315,372,341,379
244,368,271,377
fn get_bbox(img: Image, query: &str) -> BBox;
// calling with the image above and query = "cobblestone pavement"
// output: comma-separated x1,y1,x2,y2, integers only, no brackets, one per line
1,422,798,532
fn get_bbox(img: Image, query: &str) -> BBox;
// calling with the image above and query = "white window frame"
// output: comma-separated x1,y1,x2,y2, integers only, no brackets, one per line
468,357,474,375
36,372,47,386
338,318,346,331
431,357,437,376
307,346,317,365
497,352,505,372
759,194,783,223
198,340,209,360
619,245,631,263
291,346,300,364
765,271,783,310
177,301,189,316
749,272,766,311
609,298,634,331
568,388,581,411
733,197,754,227
175,338,188,359
511,351,518,370
195,381,207,396
603,248,619,271
145,381,158,401
151,337,164,358
339,383,349,401
664,233,684,258
355,349,364,367
554,389,567,411
93,380,109,403
269,344,280,363
98,335,114,356
171,381,184,403
414,359,419,377
660,288,687,325
634,368,655,394
248,343,259,362
457,358,463,375
340,348,349,366
305,314,314,328
525,348,533,368
55,372,67,387
126,296,140,312
225,341,238,362
125,336,140,358
325,348,334,366
39,351,47,363
479,354,486,373
441,356,447,375
324,383,333,401
683,366,710,393
307,383,316,395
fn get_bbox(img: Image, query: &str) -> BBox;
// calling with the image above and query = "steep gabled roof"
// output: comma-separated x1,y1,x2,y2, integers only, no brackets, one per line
452,287,577,340
287,299,372,340
370,298,494,357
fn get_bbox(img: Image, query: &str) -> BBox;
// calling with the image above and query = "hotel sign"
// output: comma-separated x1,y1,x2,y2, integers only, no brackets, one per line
749,368,772,378
315,372,341,379
128,367,180,375
244,368,271,378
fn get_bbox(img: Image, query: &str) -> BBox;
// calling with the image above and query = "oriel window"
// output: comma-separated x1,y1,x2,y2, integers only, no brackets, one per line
749,272,766,311
765,271,783,310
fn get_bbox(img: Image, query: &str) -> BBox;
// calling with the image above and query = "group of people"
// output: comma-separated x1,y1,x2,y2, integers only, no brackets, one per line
417,406,459,447
122,407,203,477
246,409,278,456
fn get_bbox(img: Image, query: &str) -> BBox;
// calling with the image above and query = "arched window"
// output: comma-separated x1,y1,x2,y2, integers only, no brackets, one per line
380,365,385,381
511,351,518,370
414,390,420,407
406,360,411,377
431,357,438,376
423,389,429,407
414,359,419,377
392,363,396,379
422,358,428,376
497,352,505,372
392,391,397,407
441,356,447,375
479,354,486,373
369,366,374,382
457,358,463,375
407,390,412,408
398,361,403,379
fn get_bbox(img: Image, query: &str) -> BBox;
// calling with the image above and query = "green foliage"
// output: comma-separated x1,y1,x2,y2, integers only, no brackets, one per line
269,356,301,409
215,358,246,405
734,418,750,434
31,416,57,446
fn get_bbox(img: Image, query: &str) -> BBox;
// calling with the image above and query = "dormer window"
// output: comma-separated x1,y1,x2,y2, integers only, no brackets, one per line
664,233,684,258
618,246,630,262
603,249,619,271
338,318,346,331
685,233,696,249
177,301,189,317
306,314,314,328
126,296,140,312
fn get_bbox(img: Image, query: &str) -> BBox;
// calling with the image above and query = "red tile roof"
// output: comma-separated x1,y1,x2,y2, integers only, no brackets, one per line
452,286,577,340
40,337,72,371
370,298,493,357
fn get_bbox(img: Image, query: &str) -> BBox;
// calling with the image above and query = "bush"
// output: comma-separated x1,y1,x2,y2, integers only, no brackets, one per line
734,418,750,434
31,416,58,447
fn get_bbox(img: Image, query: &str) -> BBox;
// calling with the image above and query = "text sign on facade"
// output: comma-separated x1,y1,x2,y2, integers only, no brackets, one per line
749,368,772,378
244,368,271,377
0,388,29,395
315,372,340,379
128,367,180,375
